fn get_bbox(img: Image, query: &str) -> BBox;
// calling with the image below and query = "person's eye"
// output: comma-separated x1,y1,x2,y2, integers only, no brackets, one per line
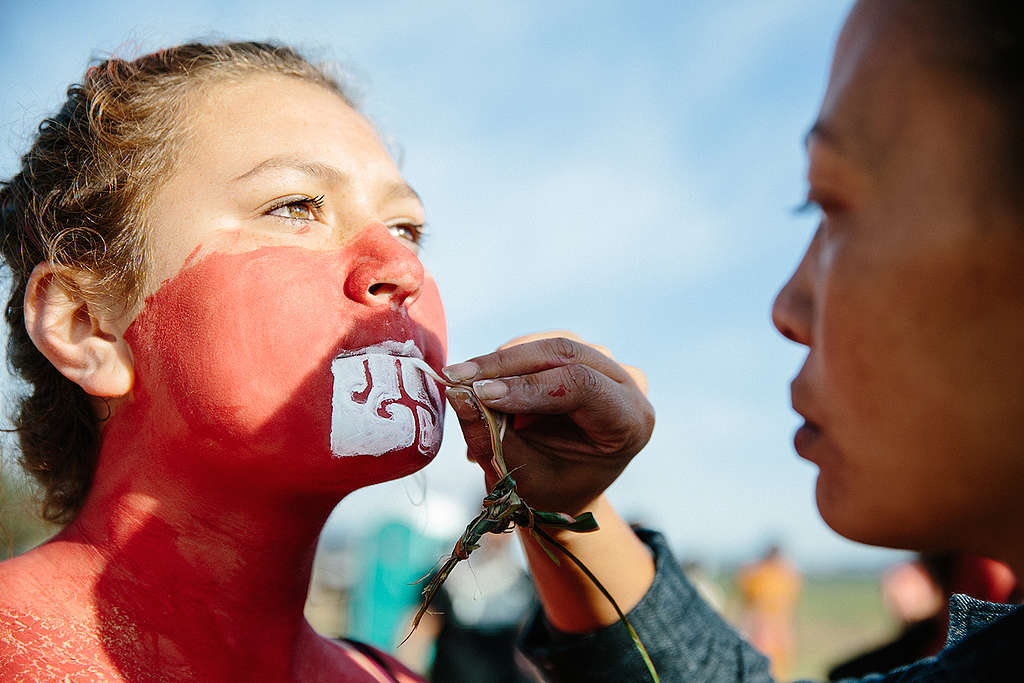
265,194,325,222
794,189,844,218
387,222,427,248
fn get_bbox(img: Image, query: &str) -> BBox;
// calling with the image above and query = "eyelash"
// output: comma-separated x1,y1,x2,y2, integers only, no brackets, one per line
794,190,844,218
793,199,820,216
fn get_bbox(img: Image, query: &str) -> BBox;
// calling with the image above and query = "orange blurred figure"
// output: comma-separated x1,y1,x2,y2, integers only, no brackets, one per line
737,545,803,679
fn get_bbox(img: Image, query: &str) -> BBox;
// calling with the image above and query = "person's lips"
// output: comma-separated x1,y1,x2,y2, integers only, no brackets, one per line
335,339,424,361
789,373,826,462
793,420,823,462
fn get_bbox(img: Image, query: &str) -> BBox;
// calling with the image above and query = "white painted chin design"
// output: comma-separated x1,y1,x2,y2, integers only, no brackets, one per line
330,340,443,458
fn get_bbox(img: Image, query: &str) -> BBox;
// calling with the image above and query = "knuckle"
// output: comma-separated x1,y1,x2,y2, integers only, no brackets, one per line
547,336,580,364
565,362,600,393
489,349,519,378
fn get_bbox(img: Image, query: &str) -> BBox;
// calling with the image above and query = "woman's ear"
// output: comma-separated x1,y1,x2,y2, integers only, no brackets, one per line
23,262,134,397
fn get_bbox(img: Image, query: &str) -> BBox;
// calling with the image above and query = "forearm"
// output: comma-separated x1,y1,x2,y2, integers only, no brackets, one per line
519,527,777,683
520,494,655,633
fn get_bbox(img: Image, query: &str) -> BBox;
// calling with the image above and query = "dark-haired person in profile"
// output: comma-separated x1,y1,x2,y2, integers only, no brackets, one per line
446,1,1024,680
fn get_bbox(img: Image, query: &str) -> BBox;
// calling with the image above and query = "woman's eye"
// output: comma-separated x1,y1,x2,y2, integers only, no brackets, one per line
269,203,313,220
388,223,425,247
265,195,324,222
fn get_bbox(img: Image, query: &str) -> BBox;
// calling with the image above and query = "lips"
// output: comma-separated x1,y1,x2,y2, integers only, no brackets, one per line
789,371,828,463
793,421,823,461
329,339,443,459
335,339,424,361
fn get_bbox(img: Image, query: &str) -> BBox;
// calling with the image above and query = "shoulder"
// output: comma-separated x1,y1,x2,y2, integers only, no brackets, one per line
0,604,114,680
0,543,98,613
0,549,112,680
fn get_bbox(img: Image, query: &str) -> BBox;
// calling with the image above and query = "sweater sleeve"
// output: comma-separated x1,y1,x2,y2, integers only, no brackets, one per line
518,528,775,683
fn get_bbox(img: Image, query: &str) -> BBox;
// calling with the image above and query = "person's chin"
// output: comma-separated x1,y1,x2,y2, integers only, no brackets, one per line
326,439,442,492
815,480,915,550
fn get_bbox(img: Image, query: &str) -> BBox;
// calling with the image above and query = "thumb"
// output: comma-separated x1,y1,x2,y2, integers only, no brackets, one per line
445,387,495,468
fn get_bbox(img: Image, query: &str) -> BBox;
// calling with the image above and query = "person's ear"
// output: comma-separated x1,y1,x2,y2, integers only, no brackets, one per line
23,262,133,397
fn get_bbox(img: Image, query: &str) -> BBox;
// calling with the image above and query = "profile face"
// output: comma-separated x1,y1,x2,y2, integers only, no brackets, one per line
772,0,1024,552
109,73,448,492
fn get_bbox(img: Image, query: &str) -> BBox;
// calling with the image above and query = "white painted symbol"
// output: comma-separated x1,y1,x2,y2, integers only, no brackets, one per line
330,340,443,458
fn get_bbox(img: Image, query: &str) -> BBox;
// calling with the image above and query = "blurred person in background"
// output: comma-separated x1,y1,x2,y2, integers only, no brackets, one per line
737,544,802,679
428,531,536,683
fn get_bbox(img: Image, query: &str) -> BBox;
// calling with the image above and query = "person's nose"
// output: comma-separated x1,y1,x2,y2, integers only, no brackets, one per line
771,230,817,347
343,224,424,309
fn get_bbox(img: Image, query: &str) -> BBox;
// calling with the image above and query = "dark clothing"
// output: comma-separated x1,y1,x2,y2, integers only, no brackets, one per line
430,581,535,683
827,617,946,680
519,529,1022,682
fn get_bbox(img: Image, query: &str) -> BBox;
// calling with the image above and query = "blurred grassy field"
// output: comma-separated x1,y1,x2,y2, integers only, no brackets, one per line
710,570,901,681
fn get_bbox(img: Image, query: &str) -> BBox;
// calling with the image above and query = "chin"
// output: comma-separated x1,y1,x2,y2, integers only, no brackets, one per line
296,439,441,498
362,441,440,484
815,480,932,551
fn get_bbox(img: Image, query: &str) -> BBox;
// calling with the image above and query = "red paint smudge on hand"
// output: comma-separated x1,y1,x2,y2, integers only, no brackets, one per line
548,384,568,398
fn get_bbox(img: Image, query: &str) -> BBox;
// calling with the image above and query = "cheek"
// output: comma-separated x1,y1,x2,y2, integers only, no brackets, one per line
122,247,447,476
129,250,344,439
810,238,945,543
813,223,1024,547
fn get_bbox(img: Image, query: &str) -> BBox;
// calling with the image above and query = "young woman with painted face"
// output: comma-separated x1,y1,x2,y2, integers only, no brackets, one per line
0,44,656,680
445,1,1024,681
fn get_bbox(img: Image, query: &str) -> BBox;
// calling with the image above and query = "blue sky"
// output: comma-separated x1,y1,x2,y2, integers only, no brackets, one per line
1,0,906,569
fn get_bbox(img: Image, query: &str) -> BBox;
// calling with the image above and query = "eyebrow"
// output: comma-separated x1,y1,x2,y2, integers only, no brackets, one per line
233,154,422,205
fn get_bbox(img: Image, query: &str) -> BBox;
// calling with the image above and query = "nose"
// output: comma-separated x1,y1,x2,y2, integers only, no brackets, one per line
771,231,817,347
343,224,424,309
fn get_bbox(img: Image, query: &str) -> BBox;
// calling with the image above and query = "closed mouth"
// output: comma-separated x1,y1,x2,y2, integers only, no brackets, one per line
334,339,423,361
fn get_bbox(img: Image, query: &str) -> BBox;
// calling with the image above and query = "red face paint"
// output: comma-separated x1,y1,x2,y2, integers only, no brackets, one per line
120,225,447,491
0,225,447,679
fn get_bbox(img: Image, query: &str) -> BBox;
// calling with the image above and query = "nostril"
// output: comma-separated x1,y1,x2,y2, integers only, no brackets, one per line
368,283,396,297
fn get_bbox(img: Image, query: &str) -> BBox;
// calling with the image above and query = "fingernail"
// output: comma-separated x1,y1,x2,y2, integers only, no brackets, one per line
473,379,508,401
443,361,479,382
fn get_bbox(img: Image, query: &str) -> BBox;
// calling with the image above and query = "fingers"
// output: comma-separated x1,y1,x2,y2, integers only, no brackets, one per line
472,363,655,455
443,332,654,465
444,335,632,387
471,363,619,415
497,330,613,361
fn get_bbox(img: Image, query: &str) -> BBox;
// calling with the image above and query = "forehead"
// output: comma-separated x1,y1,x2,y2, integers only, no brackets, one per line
812,1,1007,183
814,2,931,167
180,73,396,179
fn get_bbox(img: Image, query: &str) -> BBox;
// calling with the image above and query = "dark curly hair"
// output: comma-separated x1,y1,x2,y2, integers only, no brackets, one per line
0,42,350,524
